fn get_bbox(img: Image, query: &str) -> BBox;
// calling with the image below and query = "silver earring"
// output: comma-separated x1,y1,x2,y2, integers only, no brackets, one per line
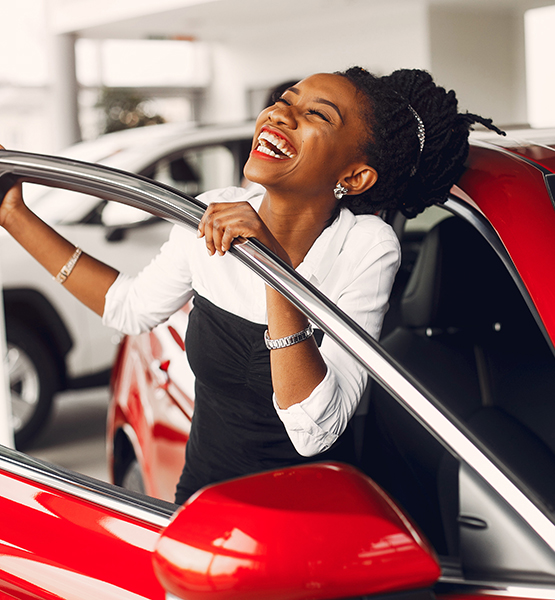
334,182,348,200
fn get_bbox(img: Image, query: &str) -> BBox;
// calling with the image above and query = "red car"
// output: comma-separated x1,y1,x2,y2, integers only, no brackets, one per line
0,130,554,599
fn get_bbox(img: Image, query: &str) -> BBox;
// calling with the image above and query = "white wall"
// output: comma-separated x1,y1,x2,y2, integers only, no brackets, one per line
525,4,555,127
234,0,430,85
0,87,53,152
429,4,527,127
199,0,431,122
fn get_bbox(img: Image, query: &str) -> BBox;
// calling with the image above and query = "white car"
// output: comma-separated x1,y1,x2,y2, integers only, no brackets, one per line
1,121,255,446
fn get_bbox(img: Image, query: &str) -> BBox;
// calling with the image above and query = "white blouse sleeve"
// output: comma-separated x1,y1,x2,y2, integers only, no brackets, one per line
102,186,263,335
102,224,195,335
273,234,401,457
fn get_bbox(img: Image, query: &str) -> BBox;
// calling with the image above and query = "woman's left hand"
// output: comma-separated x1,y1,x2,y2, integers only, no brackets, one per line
200,201,328,409
198,201,289,263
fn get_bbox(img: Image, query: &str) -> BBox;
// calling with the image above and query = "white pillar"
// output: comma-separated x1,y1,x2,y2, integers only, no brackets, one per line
49,32,81,150
199,43,248,124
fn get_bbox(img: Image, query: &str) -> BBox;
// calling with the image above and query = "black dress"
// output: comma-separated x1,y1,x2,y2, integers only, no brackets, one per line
174,293,356,504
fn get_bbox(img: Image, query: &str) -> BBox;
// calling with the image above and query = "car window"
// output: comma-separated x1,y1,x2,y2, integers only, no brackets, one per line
363,204,555,583
24,142,246,228
151,144,237,196
25,185,104,225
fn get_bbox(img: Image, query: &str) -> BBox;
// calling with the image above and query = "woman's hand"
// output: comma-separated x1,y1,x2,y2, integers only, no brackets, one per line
0,145,25,230
198,201,291,265
199,200,326,408
0,145,119,316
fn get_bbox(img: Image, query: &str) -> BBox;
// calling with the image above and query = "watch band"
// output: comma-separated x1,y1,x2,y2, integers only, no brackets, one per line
264,323,314,350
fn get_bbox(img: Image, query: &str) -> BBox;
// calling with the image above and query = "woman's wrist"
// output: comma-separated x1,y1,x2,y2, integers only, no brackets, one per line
265,285,309,336
1,200,33,235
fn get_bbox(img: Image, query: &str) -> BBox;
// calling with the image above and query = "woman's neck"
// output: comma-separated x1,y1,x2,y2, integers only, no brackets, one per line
258,191,336,268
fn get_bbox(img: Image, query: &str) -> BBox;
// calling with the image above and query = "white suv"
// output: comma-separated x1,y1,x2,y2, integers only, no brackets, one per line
1,121,255,446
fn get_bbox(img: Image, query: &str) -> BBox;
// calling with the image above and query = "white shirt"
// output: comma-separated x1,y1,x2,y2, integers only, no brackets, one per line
103,185,401,457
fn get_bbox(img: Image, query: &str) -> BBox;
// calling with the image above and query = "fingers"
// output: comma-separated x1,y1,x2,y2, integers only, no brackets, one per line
198,202,260,256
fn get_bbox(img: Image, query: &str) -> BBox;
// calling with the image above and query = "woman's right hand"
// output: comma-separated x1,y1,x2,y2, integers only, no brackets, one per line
0,144,120,316
0,145,25,230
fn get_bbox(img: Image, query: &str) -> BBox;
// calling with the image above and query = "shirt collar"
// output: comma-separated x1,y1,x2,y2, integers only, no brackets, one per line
296,208,356,285
247,187,356,285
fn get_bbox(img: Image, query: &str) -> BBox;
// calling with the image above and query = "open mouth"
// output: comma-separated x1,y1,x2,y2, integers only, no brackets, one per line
255,129,297,159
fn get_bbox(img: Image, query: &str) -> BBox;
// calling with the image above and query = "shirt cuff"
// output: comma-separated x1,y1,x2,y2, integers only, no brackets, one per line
272,368,339,457
102,273,129,326
102,272,152,334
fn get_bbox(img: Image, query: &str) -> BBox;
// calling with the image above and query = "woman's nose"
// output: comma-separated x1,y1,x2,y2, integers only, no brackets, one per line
267,103,297,128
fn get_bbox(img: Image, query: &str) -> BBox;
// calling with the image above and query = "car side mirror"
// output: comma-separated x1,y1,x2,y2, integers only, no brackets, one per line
152,462,440,600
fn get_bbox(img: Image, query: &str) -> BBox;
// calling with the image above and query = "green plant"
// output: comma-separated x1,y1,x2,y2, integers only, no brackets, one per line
96,88,166,134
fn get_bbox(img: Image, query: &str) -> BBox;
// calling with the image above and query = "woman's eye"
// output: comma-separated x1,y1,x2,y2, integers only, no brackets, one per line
307,109,331,123
276,97,291,106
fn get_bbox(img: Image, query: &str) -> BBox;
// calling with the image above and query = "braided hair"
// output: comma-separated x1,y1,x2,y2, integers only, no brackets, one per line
336,67,505,218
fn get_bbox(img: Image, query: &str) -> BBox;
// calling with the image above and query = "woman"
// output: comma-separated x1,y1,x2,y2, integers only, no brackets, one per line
0,68,503,503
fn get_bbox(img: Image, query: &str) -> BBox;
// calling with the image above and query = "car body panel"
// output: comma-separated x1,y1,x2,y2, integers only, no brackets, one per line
0,454,169,599
107,306,193,501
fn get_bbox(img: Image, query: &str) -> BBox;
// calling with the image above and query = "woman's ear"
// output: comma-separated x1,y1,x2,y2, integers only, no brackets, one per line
344,164,378,195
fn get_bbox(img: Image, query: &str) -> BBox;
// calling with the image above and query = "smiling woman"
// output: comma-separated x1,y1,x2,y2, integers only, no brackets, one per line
0,67,504,504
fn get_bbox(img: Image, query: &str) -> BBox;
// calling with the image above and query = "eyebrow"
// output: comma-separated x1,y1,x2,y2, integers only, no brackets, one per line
287,86,345,124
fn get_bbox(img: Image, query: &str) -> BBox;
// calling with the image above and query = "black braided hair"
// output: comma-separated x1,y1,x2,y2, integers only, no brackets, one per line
336,67,505,218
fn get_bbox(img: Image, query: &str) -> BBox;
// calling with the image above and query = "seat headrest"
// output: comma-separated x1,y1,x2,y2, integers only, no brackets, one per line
401,217,529,333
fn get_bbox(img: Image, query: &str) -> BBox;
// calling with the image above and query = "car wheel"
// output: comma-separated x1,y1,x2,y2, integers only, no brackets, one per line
6,321,59,448
121,458,146,494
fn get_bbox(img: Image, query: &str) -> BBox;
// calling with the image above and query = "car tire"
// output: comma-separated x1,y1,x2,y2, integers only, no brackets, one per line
6,321,59,448
121,458,146,494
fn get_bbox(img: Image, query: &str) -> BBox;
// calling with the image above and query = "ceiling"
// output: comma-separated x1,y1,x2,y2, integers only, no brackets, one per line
51,0,555,40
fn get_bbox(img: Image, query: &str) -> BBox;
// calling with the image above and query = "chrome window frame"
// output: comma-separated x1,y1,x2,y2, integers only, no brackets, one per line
0,150,554,552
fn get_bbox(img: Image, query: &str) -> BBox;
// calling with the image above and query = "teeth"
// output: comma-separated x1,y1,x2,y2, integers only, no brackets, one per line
256,144,287,159
257,130,296,158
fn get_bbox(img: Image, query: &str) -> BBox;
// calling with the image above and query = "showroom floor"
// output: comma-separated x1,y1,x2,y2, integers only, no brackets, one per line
27,386,110,482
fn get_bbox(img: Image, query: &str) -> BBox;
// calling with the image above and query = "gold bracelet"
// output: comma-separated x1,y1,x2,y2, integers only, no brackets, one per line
54,247,82,284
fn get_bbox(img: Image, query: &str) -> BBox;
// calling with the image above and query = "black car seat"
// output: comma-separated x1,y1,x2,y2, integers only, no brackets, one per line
361,216,555,557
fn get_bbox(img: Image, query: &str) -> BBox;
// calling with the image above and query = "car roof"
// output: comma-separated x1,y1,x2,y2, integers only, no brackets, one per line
62,121,256,174
470,127,555,172
454,128,555,344
23,121,256,222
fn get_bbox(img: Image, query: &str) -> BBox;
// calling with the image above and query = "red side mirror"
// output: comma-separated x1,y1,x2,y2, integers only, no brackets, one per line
153,462,440,600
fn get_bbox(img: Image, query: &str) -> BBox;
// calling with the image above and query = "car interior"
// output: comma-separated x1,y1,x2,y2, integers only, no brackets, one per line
359,204,555,581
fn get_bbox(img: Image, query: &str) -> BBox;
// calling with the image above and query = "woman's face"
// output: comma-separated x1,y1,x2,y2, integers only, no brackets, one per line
244,73,371,200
